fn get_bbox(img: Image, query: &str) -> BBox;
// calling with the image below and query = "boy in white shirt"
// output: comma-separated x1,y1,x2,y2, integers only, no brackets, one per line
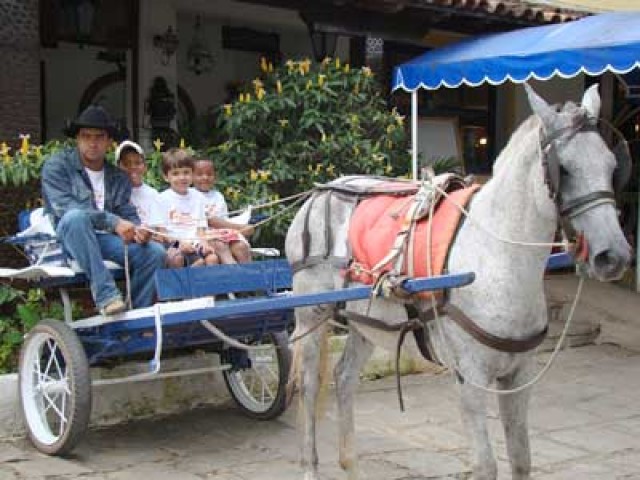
192,158,253,264
153,149,217,267
116,140,161,227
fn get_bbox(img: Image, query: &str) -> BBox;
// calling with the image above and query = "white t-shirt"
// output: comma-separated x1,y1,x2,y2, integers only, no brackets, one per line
198,188,229,219
156,188,208,240
131,183,161,225
85,168,105,210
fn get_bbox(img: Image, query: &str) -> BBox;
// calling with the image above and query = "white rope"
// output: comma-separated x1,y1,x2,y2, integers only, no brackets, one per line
226,189,313,216
434,275,584,395
433,184,568,249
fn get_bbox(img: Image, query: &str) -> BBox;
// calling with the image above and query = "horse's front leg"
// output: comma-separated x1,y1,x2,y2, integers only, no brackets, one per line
497,362,533,480
334,328,374,480
296,307,331,480
459,379,497,479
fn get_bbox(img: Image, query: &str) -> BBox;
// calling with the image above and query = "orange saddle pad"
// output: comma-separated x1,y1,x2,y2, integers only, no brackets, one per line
348,185,480,285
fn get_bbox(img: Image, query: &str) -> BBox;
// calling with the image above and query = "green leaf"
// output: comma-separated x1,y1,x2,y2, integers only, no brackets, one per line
17,304,40,330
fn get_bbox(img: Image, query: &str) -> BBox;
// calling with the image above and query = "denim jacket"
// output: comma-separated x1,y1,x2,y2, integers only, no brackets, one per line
42,147,140,232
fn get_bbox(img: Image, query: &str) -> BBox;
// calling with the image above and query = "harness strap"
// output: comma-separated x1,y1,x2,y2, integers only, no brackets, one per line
445,304,548,353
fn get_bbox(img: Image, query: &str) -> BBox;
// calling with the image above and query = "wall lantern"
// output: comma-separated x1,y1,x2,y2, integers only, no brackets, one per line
153,26,179,65
187,16,214,75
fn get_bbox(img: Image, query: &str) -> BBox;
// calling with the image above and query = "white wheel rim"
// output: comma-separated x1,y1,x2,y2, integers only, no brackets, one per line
20,331,72,446
226,341,281,413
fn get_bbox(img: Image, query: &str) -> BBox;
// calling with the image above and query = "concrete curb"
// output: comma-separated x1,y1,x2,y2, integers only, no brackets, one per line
0,355,230,439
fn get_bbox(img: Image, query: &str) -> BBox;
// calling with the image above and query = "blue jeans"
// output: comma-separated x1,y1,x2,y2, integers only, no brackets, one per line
56,209,166,309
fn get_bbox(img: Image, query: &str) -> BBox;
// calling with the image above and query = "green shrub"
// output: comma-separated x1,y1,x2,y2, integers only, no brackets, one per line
203,57,411,247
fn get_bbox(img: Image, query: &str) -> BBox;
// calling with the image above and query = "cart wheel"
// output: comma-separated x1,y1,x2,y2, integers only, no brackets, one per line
223,331,291,420
19,319,91,456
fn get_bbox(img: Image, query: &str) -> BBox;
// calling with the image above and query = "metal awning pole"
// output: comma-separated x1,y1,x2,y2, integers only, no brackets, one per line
411,90,418,180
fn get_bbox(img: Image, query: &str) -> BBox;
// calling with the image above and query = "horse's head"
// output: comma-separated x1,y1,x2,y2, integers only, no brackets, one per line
525,83,631,281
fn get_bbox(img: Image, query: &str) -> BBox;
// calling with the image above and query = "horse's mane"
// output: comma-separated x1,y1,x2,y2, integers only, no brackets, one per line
491,114,542,177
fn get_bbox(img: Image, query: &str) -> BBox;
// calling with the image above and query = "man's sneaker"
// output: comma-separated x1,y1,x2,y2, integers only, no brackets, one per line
100,298,126,316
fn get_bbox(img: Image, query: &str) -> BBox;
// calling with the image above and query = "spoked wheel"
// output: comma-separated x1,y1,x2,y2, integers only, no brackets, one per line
223,330,291,420
19,319,91,456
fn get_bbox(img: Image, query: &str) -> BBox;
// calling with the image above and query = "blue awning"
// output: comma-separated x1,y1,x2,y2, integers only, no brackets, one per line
392,12,640,92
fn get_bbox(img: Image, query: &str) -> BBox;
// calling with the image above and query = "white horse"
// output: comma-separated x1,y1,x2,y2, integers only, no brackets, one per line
285,84,631,480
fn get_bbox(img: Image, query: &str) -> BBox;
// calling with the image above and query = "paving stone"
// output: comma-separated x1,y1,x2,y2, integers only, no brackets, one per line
0,443,28,463
544,424,638,455
105,463,202,480
9,454,94,477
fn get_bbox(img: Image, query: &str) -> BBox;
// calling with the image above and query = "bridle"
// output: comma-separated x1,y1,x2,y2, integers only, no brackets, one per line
540,112,629,233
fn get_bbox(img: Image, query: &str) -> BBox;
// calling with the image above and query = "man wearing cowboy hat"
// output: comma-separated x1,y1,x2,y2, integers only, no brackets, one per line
41,105,166,316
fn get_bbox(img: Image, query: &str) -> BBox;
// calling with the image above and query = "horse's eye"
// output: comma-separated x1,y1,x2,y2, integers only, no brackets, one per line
559,165,569,177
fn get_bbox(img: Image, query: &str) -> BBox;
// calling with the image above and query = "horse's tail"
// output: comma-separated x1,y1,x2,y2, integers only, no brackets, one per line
287,319,332,421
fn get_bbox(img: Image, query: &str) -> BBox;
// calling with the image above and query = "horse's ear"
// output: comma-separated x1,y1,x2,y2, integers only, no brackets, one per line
524,83,555,130
581,84,601,118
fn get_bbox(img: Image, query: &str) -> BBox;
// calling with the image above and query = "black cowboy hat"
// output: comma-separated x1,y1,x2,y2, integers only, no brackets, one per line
64,105,118,138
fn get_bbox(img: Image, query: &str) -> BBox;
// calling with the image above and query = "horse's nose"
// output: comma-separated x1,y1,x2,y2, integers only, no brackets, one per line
593,247,631,281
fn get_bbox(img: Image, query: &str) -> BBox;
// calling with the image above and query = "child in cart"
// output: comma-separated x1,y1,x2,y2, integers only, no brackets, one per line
152,148,218,267
192,157,253,264
116,140,161,227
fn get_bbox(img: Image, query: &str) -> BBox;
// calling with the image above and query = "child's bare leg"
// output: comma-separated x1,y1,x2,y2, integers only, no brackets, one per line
213,241,236,264
230,241,251,263
204,253,219,265
191,258,205,267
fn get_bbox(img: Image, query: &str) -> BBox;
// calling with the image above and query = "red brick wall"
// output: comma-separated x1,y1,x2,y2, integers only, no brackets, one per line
0,0,41,145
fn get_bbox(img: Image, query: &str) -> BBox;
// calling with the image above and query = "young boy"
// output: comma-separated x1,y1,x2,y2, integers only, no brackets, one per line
192,158,253,264
116,140,161,227
153,149,218,268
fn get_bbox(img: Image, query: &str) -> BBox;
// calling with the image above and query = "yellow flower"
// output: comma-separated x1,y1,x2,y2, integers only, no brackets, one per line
153,138,164,152
231,189,240,201
279,119,289,127
250,169,258,181
326,163,335,176
286,59,295,72
353,145,360,156
335,58,341,69
344,63,350,73
306,80,313,90
321,132,327,143
256,88,266,101
224,104,233,116
321,57,331,67
386,124,396,134
252,78,264,90
258,169,271,181
239,93,245,103
225,187,234,197
315,163,323,174
34,145,43,158
268,62,273,73
373,153,384,163
1,142,11,164
245,93,251,102
307,164,313,172
19,133,30,155
385,163,393,174
362,66,373,77
179,138,186,149
387,140,393,149
260,57,268,73
276,80,283,94
112,141,118,151
318,74,326,87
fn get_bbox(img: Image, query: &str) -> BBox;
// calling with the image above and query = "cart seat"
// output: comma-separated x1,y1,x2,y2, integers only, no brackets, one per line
2,208,123,284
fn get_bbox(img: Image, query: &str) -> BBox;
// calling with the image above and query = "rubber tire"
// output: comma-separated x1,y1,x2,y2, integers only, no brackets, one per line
19,319,91,456
223,330,291,420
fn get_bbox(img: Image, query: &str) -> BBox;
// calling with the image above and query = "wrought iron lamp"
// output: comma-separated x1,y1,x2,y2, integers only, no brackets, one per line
153,26,179,65
187,16,214,75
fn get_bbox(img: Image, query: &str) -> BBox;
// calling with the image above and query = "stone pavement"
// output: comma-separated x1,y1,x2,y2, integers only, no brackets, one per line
1,342,639,480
